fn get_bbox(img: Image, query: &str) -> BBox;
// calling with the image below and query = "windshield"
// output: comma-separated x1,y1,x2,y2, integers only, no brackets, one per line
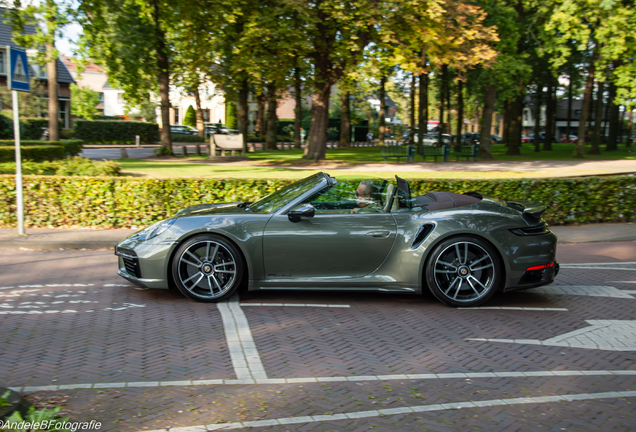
249,173,326,214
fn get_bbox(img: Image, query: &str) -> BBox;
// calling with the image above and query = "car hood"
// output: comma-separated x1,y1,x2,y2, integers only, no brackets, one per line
174,202,246,218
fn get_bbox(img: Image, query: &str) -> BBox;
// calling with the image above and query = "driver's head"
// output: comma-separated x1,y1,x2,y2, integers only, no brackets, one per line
356,181,379,207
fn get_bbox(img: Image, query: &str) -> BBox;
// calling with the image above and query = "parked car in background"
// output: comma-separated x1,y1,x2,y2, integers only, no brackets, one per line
205,123,239,136
560,135,578,143
170,125,198,135
461,132,480,145
491,134,503,144
528,132,556,143
521,135,531,143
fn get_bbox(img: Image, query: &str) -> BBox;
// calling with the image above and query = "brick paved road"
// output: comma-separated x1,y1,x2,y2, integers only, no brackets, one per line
0,243,635,431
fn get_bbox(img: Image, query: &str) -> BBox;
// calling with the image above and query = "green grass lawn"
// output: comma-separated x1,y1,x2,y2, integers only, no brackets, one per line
116,142,635,180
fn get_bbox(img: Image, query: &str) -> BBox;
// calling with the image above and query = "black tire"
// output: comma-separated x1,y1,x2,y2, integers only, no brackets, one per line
171,234,244,302
425,235,501,307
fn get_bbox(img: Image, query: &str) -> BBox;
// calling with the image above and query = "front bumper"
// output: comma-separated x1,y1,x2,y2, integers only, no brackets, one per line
115,244,170,289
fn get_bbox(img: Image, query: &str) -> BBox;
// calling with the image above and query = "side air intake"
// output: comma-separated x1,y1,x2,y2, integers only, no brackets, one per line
411,223,435,249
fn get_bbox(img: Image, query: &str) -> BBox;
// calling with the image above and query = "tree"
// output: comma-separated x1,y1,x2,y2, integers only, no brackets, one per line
0,78,48,118
5,0,71,141
78,0,180,151
70,84,100,120
183,105,196,127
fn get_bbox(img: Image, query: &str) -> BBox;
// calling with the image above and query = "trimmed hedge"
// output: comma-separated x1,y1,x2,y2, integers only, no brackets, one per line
0,140,83,158
0,157,120,176
173,133,205,143
0,116,64,140
0,175,634,228
0,145,65,163
74,120,159,144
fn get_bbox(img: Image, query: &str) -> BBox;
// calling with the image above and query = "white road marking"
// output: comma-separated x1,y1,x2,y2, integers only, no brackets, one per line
468,320,636,351
610,281,636,284
457,307,568,311
532,285,635,298
241,303,350,308
217,295,267,380
138,390,636,432
560,263,636,271
13,369,636,392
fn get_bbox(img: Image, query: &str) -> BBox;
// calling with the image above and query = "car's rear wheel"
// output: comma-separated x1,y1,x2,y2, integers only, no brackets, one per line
425,236,501,307
172,234,244,302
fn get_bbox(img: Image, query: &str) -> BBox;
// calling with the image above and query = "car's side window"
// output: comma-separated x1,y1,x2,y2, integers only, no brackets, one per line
300,180,387,214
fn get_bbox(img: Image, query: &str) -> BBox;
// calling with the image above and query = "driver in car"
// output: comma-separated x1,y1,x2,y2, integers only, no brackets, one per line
352,181,383,213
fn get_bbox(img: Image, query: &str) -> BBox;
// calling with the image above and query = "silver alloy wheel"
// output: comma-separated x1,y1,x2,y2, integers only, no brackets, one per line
433,241,495,304
177,240,237,299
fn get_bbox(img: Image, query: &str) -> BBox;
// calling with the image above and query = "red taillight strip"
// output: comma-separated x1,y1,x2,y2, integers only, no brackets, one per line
526,262,555,271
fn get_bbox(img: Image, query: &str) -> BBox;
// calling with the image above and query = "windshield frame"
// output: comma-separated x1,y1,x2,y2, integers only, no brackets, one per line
248,172,328,215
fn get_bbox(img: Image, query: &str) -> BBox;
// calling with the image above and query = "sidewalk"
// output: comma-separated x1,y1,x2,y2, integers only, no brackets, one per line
0,222,633,250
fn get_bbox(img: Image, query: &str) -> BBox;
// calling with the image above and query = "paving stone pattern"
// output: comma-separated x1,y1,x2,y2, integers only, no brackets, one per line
0,251,635,431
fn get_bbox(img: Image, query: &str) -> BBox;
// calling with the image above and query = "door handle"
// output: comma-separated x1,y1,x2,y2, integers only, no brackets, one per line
367,230,390,238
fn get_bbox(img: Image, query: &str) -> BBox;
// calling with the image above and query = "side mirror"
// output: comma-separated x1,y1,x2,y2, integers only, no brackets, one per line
288,204,315,222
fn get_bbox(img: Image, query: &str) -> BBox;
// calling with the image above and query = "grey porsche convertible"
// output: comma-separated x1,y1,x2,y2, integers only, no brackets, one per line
115,172,559,307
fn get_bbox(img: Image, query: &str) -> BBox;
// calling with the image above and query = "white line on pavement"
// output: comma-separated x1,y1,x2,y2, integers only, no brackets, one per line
241,303,350,308
457,307,568,311
532,286,635,298
139,390,636,432
13,369,636,393
217,295,267,380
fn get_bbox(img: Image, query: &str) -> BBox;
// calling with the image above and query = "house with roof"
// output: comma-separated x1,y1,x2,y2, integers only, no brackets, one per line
0,10,75,128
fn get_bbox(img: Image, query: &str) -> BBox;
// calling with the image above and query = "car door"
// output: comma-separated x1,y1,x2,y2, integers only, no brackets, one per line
262,180,398,280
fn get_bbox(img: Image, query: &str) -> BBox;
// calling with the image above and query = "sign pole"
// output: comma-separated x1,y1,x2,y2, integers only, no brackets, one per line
12,89,24,235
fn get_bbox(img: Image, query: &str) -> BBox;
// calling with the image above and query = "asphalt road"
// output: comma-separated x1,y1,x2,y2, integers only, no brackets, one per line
0,242,635,431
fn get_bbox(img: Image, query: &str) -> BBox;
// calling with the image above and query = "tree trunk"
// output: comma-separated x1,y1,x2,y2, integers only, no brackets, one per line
294,67,302,149
379,76,386,145
506,93,523,155
237,79,249,156
438,65,447,147
503,99,510,148
479,85,496,159
45,42,59,141
417,53,428,147
303,82,331,159
445,68,452,130
606,80,619,151
194,85,204,138
543,82,555,151
533,85,542,152
154,0,171,151
339,90,351,148
265,82,278,150
590,80,604,155
256,93,265,138
626,109,633,148
455,78,463,148
575,50,597,158
566,78,572,140
409,72,416,145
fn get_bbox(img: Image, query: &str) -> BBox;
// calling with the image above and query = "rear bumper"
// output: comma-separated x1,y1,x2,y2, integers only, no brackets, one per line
504,262,559,292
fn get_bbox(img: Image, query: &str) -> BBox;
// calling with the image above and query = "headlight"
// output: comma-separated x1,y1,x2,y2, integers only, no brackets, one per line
141,218,176,240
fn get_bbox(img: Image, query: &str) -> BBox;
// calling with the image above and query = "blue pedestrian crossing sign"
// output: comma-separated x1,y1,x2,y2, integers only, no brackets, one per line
8,47,30,92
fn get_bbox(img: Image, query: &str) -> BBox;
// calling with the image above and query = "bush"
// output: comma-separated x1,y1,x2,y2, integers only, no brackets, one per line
0,157,120,176
172,133,205,142
0,116,63,140
0,139,83,158
183,106,196,127
60,129,75,139
95,115,124,120
74,120,159,144
0,175,634,228
225,103,237,129
0,145,65,162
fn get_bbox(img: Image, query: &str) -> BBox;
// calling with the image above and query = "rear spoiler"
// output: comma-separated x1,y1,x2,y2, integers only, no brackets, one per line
506,200,546,219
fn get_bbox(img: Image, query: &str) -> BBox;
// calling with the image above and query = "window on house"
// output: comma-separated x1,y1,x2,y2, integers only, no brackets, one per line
0,51,5,74
117,93,125,104
99,93,104,103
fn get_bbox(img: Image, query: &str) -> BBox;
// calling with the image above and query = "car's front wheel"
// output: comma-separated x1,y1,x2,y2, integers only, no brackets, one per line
172,234,244,302
425,236,501,307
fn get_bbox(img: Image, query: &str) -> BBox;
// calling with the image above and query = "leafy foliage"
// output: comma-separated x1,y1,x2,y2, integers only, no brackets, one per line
0,157,120,176
225,103,237,129
70,84,101,120
0,175,633,228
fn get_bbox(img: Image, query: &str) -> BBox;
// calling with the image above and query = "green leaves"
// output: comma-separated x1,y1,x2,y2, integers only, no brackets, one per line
70,84,101,120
